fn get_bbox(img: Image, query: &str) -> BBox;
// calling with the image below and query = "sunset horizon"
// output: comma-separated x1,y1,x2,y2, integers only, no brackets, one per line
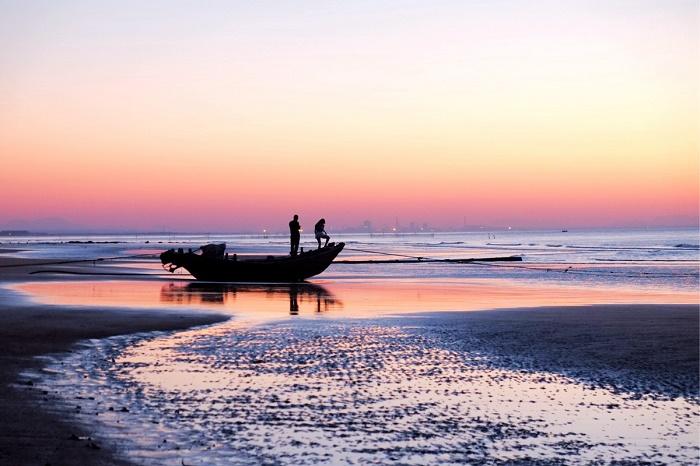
0,215,698,235
2,1,697,232
0,3,698,465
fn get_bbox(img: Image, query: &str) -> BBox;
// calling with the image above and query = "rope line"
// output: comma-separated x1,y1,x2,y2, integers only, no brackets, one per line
343,247,427,260
0,253,159,269
343,246,698,279
29,270,160,277
467,260,697,278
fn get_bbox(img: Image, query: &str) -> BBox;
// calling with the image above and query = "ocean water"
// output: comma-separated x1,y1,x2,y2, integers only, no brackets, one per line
3,227,699,290
6,228,700,464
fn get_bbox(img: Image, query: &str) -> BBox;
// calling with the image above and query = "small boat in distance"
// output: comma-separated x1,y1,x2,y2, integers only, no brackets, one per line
160,242,345,282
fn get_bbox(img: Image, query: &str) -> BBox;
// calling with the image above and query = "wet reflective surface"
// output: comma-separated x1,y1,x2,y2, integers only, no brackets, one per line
30,317,699,465
160,282,342,317
7,230,700,465
15,278,698,320
12,274,700,465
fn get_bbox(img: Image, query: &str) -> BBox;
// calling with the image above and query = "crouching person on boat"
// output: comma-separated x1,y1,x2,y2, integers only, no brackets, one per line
314,218,330,249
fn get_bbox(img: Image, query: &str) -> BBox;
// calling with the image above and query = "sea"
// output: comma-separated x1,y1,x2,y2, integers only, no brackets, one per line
5,227,700,465
4,227,699,288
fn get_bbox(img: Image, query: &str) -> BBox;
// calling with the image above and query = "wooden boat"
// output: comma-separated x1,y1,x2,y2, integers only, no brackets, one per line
160,242,344,282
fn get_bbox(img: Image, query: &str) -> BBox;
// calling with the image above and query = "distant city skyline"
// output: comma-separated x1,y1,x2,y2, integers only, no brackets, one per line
1,215,697,236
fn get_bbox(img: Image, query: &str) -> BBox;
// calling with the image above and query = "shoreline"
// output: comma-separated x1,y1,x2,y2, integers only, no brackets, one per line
32,303,698,465
0,301,229,466
0,256,698,464
0,256,231,465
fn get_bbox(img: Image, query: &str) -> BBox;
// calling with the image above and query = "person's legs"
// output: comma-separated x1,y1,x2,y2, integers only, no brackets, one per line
291,236,299,255
323,234,330,247
316,236,321,249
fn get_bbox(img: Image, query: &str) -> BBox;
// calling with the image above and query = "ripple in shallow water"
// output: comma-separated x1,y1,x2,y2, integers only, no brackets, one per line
31,319,699,465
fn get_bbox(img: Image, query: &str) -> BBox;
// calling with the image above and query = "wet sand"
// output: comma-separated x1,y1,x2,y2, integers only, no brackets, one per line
0,255,698,464
417,305,699,398
41,305,697,465
0,257,229,466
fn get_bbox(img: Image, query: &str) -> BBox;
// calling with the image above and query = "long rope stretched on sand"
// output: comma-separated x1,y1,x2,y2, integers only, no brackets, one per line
466,260,697,279
0,253,159,268
340,247,698,279
337,247,521,264
29,270,158,277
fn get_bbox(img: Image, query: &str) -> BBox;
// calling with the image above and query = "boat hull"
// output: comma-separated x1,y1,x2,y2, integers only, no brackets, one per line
161,242,344,282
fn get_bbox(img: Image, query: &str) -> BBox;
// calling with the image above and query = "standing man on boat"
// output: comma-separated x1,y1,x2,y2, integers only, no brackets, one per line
314,218,330,249
289,214,301,255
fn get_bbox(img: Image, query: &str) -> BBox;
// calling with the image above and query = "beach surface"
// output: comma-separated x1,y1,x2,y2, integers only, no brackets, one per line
0,236,698,464
29,304,697,465
0,256,229,466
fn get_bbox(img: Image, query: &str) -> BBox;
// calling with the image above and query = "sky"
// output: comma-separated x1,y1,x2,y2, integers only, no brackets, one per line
0,0,698,232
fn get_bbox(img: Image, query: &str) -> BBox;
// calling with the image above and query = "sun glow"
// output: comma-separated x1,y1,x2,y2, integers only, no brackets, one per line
1,1,697,231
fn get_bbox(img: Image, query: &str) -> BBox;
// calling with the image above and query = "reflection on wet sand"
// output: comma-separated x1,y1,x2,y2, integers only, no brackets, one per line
160,282,343,316
15,278,698,322
36,311,699,465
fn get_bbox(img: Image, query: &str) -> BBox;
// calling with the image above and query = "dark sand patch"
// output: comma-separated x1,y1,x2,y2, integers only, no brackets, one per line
0,266,228,466
407,304,699,399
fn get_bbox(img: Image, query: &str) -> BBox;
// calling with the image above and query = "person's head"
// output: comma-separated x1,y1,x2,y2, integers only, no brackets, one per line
293,214,298,221
319,218,325,224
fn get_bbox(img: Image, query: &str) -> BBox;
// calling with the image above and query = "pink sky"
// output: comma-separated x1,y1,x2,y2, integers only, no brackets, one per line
1,1,697,232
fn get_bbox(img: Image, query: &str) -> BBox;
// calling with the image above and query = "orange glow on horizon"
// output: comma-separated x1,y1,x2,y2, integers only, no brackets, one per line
1,1,697,231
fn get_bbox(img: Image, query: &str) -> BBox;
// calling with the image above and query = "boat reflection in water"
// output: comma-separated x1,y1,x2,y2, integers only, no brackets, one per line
160,282,343,317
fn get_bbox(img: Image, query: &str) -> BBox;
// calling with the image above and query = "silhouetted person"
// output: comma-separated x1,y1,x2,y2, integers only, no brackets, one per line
289,214,301,255
314,218,330,249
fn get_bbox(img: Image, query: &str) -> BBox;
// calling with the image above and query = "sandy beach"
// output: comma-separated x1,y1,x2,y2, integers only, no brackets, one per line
0,256,229,465
412,305,699,399
4,0,698,462
4,0,700,459
0,249,698,464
